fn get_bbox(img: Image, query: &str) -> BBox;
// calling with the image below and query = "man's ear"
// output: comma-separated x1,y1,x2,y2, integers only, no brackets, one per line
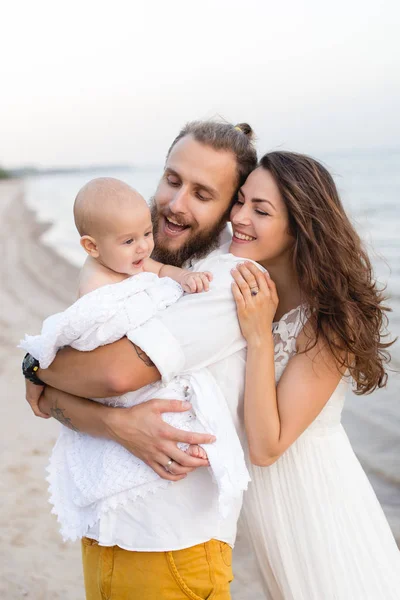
80,235,99,258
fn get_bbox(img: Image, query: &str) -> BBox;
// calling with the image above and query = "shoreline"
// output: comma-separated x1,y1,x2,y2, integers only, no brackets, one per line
1,180,398,597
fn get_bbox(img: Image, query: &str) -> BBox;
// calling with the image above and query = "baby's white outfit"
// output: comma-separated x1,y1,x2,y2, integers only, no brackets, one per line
20,272,250,541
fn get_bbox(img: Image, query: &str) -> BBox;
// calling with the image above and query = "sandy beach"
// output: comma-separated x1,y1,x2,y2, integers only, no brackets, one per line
1,179,399,599
0,181,83,598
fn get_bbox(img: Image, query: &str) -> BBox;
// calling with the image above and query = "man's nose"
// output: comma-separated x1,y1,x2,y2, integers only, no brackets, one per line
169,186,189,214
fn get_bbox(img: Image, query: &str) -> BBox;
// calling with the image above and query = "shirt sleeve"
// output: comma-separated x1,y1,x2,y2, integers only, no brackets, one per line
127,253,255,383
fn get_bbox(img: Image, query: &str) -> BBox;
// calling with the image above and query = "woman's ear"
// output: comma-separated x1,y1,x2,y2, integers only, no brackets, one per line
80,235,99,258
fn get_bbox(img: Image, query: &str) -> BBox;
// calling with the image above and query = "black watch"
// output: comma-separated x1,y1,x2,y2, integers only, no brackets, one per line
22,353,45,386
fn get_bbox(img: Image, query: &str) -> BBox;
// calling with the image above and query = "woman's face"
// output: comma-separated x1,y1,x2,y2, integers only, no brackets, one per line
229,167,294,268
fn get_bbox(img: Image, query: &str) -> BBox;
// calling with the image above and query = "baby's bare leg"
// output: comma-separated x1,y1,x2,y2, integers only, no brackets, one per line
186,445,208,460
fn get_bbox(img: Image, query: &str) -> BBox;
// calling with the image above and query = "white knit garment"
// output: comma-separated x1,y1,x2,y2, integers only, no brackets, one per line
20,273,250,541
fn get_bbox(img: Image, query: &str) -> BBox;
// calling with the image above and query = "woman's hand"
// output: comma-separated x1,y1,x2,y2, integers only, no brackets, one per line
231,262,279,346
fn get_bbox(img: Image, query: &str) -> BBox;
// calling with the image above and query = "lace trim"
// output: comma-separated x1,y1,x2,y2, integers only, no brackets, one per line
273,304,309,382
272,303,308,331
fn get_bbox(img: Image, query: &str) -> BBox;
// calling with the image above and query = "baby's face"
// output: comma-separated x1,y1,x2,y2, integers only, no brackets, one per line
96,201,154,276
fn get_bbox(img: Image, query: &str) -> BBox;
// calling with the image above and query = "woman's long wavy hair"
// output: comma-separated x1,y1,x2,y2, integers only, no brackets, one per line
259,151,393,394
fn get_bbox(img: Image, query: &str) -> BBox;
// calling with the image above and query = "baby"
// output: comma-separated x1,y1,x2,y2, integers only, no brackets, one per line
74,177,212,298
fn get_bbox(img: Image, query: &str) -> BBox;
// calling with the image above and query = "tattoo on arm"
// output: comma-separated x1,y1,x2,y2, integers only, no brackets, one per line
50,401,79,432
133,343,155,367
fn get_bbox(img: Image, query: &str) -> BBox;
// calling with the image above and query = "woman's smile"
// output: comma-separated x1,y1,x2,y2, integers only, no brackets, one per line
232,228,257,244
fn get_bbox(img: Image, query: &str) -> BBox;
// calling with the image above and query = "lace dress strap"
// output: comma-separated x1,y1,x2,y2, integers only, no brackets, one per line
272,304,309,382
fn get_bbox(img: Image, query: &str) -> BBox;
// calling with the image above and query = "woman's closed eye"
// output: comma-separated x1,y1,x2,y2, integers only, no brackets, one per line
235,197,269,216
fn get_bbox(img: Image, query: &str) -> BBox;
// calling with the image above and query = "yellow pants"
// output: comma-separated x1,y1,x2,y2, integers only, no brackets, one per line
81,537,233,599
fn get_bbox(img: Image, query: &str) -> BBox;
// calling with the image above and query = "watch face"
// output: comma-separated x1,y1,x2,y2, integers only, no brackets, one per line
23,354,43,385
23,353,38,372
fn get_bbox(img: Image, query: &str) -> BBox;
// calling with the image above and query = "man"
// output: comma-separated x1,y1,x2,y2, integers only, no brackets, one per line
24,120,257,599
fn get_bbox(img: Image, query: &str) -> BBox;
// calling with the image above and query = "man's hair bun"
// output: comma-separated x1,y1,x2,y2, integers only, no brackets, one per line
234,123,254,139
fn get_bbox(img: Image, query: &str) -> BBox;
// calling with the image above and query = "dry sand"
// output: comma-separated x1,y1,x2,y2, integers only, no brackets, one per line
0,180,83,599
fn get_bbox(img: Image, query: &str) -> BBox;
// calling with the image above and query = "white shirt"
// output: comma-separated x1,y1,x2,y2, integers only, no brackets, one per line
87,241,250,551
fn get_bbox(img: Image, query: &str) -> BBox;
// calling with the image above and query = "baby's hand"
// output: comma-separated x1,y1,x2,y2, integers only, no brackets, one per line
181,271,213,293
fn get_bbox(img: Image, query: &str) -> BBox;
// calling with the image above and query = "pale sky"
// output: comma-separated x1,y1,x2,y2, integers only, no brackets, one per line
1,0,399,168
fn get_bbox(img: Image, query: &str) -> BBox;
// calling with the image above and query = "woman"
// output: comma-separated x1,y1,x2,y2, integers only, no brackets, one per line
229,151,400,599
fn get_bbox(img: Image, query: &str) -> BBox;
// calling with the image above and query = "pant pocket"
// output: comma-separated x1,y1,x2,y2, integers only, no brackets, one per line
167,543,215,600
219,542,232,568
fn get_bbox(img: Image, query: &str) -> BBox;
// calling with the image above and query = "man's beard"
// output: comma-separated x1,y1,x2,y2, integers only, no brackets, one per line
150,199,229,268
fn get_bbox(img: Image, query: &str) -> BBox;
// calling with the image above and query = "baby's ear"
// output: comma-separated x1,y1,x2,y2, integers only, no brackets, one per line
80,235,99,258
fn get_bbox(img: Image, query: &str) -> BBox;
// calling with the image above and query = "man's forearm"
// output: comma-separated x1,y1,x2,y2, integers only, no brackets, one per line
39,386,114,438
38,384,216,479
37,338,160,398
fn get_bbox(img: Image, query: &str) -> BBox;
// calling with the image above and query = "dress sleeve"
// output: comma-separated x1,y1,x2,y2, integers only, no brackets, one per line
127,253,262,382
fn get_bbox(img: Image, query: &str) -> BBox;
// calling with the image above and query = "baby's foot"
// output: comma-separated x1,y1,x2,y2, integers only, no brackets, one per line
186,444,208,460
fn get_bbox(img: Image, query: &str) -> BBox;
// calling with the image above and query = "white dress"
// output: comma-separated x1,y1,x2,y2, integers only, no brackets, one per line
232,305,400,600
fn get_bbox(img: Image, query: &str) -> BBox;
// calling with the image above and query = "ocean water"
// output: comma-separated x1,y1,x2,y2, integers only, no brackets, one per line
23,149,400,533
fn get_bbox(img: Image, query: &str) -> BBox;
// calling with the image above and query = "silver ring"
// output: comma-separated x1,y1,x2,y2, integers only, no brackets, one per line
251,288,259,296
165,459,174,472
